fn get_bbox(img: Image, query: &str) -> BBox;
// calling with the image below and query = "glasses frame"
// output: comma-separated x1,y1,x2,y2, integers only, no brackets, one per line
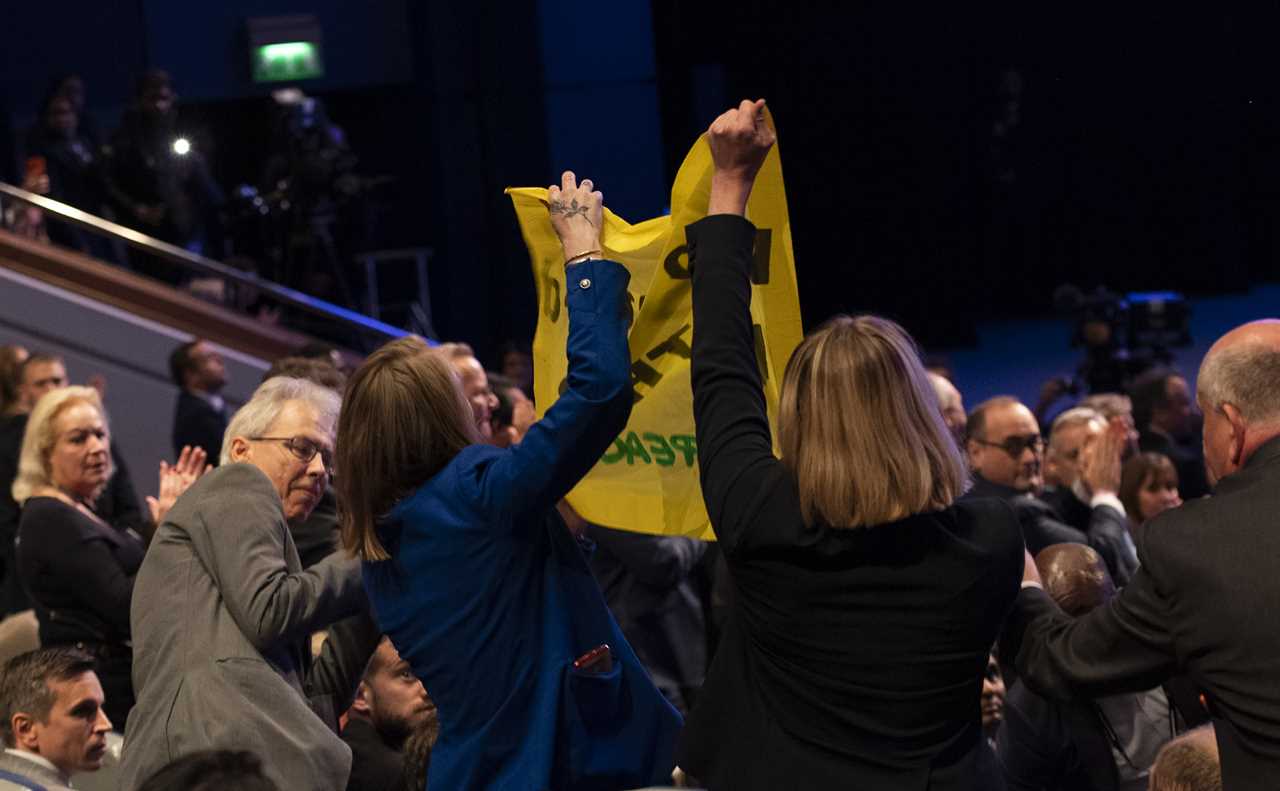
248,435,335,476
971,434,1045,459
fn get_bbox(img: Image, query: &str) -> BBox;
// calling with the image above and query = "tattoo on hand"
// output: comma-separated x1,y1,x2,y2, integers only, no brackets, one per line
549,197,593,226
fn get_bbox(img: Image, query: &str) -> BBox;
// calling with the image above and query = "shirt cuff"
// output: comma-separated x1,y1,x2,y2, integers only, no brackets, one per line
1091,492,1126,517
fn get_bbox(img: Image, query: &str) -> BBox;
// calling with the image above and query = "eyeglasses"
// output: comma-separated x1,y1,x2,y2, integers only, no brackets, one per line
249,436,335,475
972,434,1045,458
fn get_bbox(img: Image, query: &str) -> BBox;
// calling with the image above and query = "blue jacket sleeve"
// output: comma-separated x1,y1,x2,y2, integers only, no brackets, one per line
477,258,633,522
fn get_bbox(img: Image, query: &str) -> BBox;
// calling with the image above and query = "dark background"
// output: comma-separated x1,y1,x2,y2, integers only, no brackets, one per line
3,2,1279,361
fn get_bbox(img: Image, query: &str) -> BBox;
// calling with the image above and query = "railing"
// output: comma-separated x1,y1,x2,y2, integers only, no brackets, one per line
0,181,407,349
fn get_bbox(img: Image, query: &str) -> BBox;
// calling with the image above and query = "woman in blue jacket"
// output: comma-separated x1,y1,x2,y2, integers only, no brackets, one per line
336,171,681,791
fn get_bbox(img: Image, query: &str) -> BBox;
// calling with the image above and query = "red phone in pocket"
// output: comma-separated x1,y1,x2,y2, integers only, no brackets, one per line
573,643,612,675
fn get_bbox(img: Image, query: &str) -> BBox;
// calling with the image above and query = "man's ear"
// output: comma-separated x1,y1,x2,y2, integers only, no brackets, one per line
227,436,252,464
11,712,38,751
1223,403,1249,468
350,681,372,716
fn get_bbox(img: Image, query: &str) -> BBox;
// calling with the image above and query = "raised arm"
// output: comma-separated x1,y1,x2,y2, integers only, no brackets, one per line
479,172,634,519
689,100,784,551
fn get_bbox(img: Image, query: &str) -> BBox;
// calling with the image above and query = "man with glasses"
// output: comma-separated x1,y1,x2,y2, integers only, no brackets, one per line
119,376,376,791
965,397,1098,557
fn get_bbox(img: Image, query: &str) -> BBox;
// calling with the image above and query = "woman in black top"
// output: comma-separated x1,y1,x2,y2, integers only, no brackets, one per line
675,101,1025,790
13,386,203,729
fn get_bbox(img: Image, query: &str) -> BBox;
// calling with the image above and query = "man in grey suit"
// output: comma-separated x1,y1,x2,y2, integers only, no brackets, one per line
0,648,111,791
1007,319,1280,791
120,377,372,791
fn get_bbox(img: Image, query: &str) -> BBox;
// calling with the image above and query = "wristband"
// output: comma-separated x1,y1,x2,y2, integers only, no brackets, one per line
565,248,602,264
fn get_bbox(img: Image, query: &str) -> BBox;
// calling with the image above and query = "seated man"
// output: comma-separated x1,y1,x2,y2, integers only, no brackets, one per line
1040,407,1138,587
119,377,375,791
1129,368,1209,500
998,544,1201,790
0,648,112,791
343,637,437,791
1148,726,1221,791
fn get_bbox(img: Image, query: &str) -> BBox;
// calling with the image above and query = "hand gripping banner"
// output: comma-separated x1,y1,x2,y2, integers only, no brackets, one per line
506,116,802,540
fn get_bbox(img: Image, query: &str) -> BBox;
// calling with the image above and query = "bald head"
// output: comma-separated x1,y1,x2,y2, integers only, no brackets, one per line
927,372,966,442
1197,319,1280,487
1035,543,1115,617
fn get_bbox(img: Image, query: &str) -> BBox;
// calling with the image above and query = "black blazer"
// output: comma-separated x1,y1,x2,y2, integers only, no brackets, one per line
172,390,227,462
1005,435,1280,791
676,215,1024,790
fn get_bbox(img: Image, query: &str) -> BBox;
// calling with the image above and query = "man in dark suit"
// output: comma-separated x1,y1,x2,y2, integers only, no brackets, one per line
1039,407,1138,587
342,637,436,791
1007,319,1280,790
1130,368,1210,500
169,338,229,462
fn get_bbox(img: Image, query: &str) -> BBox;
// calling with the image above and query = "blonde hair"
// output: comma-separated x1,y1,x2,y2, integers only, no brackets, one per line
12,386,109,505
778,315,968,528
336,336,479,561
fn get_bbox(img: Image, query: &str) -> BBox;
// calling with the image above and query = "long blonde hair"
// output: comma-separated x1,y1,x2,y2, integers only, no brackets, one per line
777,315,968,528
12,386,109,505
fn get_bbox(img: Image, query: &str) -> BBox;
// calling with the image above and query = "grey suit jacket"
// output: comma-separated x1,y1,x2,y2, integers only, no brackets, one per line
0,750,72,790
118,464,369,791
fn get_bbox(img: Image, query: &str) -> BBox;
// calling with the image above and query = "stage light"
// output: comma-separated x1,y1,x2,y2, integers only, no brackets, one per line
172,137,191,156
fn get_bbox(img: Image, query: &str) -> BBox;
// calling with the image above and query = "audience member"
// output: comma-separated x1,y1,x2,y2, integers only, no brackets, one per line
675,100,1022,789
486,372,535,449
337,172,681,790
999,544,1197,790
977,651,1008,791
1129,369,1209,500
135,749,281,791
120,377,375,791
433,342,499,442
0,346,28,418
927,371,966,445
1039,407,1138,586
1080,393,1141,458
24,89,110,256
586,524,709,714
497,339,534,396
12,386,203,728
0,648,111,791
966,396,1046,497
399,719,437,791
262,356,346,567
342,637,436,791
103,70,222,259
1007,319,1280,788
1148,726,1222,791
1119,453,1182,545
169,338,230,462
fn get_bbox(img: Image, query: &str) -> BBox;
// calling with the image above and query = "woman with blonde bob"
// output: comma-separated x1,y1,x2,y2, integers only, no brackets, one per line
13,386,203,729
336,172,680,791
674,100,1025,791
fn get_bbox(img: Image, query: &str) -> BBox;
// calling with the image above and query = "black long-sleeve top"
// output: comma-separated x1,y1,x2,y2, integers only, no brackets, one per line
17,495,143,645
675,214,1024,790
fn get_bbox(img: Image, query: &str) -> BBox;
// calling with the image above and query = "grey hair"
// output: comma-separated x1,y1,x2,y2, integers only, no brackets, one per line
1197,344,1280,425
221,377,340,465
1048,406,1105,455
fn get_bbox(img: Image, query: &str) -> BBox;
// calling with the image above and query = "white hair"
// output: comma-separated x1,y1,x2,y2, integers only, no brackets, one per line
12,386,108,505
1198,343,1280,425
221,377,340,466
1048,407,1104,456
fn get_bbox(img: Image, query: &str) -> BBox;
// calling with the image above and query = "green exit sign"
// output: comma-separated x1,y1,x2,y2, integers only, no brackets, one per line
253,41,323,82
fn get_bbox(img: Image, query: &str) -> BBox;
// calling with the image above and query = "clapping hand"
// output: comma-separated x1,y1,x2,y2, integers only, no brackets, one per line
706,98,777,216
1081,419,1127,498
146,445,212,524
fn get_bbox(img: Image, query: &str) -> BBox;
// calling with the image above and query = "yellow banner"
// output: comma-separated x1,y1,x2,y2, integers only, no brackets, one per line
506,120,802,540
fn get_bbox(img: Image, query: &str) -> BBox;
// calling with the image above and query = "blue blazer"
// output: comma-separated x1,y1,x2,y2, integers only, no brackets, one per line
364,258,682,791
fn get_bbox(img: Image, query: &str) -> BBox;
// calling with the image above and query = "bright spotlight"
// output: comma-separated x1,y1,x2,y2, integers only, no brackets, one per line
172,137,192,156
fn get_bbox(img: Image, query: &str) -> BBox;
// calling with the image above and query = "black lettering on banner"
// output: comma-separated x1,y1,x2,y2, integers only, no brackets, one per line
752,323,768,383
646,323,692,361
751,228,772,285
663,245,691,279
543,273,562,322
